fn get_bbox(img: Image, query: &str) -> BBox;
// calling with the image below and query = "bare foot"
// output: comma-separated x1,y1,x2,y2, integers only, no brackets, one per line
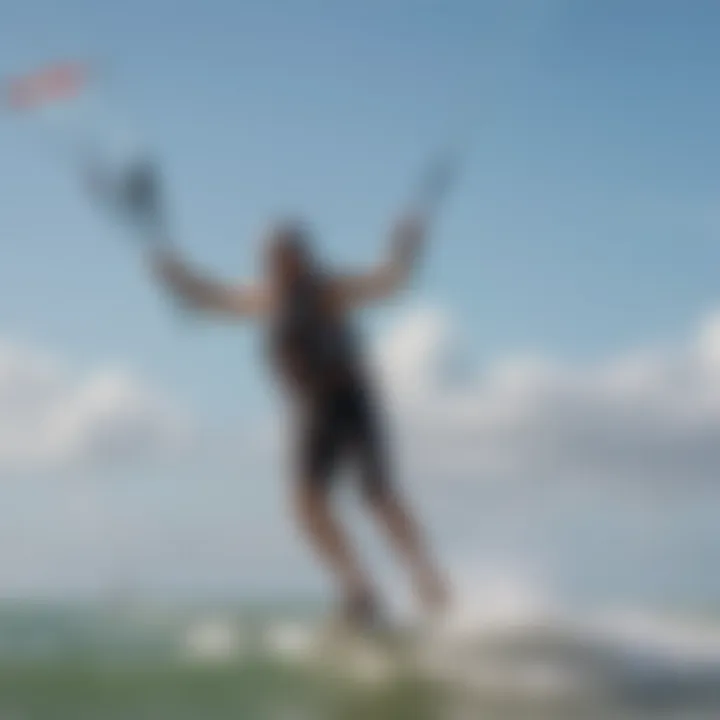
341,587,385,632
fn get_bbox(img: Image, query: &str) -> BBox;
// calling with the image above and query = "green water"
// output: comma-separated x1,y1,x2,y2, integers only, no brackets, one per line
0,603,447,720
0,660,449,720
0,660,682,720
0,603,717,720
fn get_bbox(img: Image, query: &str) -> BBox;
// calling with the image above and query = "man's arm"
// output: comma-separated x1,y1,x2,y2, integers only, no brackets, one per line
151,247,269,319
336,213,427,308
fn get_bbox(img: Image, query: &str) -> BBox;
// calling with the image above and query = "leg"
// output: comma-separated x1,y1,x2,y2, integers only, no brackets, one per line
366,487,449,613
293,481,378,622
292,401,380,625
349,391,450,614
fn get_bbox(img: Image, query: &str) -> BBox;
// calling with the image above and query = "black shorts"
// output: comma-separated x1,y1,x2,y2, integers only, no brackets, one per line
295,383,390,499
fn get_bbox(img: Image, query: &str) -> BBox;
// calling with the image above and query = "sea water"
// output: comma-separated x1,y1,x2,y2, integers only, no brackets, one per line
0,600,718,720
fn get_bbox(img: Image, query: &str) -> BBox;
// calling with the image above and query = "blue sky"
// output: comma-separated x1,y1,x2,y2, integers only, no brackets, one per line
2,0,719,418
2,0,720,601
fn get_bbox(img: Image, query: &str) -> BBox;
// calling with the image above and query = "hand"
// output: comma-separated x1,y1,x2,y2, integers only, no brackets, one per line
393,213,426,261
123,159,161,222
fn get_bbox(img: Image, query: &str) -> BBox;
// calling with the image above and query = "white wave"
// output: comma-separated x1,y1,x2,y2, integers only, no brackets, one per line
589,608,720,662
257,573,720,708
181,617,244,663
416,594,720,706
264,621,316,660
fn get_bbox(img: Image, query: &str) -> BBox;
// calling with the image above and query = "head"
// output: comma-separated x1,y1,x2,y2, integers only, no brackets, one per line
264,220,315,287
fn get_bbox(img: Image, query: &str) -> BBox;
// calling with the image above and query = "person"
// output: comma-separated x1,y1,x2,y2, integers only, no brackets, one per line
148,202,449,628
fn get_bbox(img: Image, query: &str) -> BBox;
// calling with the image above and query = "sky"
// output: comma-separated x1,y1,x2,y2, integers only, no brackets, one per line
1,0,720,606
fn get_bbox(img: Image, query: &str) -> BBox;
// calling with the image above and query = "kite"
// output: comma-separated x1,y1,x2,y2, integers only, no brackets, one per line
5,59,166,241
5,61,90,112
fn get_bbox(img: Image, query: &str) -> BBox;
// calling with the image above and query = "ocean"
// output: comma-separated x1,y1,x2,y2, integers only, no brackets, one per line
0,600,718,719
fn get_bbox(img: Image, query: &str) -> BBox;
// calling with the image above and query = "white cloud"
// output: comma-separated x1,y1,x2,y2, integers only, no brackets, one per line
3,308,720,598
0,340,190,473
372,306,720,488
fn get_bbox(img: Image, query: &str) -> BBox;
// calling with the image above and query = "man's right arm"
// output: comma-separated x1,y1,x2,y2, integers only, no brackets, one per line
151,248,269,319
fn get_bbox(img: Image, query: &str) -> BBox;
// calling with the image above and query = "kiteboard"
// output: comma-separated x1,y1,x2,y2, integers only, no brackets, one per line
269,613,428,687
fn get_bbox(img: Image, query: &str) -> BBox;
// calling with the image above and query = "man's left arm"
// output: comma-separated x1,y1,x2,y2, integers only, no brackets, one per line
335,213,427,308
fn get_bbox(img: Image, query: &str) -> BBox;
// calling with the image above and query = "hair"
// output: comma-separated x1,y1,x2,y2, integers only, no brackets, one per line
264,218,316,278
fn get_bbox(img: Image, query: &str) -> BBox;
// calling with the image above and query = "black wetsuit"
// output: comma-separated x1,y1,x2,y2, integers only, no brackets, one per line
268,273,389,499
